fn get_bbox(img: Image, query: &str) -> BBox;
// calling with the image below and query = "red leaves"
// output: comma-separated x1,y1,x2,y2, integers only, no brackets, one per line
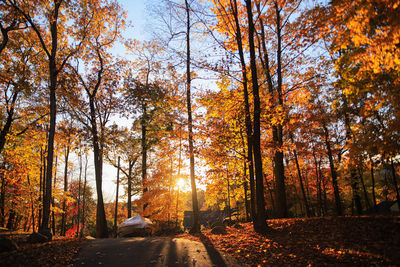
0,238,86,267
178,216,400,265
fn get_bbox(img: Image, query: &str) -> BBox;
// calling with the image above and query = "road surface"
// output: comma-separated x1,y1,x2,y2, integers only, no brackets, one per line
72,237,242,267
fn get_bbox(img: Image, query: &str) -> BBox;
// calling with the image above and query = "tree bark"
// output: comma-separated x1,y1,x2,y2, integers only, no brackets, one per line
141,103,148,211
323,123,343,216
243,157,250,222
358,167,371,210
60,144,70,236
38,147,43,229
266,177,276,215
0,171,5,227
294,148,311,217
52,155,58,235
185,0,200,234
231,0,256,223
0,90,19,155
89,98,108,238
127,161,133,218
314,152,323,216
369,155,377,206
226,166,231,220
344,112,362,215
42,3,62,234
320,164,328,216
76,152,82,237
80,152,88,237
272,2,288,218
245,0,270,234
256,1,288,218
114,156,120,237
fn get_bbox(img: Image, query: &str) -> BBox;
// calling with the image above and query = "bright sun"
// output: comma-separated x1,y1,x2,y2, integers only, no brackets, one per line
176,178,191,192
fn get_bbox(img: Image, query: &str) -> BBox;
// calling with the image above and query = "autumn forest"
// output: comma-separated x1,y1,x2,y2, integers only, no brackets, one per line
0,0,399,252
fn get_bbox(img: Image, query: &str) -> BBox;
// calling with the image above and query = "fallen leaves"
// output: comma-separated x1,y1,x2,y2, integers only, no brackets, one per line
1,216,398,266
178,216,400,266
0,237,86,267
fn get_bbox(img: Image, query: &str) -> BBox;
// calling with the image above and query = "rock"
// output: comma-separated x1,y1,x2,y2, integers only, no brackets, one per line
0,237,18,252
27,232,48,244
39,228,53,241
211,225,227,235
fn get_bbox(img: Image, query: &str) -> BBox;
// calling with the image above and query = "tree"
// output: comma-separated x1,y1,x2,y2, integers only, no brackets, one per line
67,0,125,237
5,0,95,237
105,126,141,218
211,0,257,222
244,0,269,233
124,40,167,213
183,0,201,233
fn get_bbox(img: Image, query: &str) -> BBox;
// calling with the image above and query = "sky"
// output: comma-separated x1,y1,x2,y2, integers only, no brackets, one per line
96,0,149,202
87,0,200,202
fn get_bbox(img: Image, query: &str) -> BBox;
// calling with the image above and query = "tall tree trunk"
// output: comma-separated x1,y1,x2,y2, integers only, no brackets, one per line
294,148,311,217
239,128,252,221
141,103,148,211
226,166,231,221
344,112,362,215
369,155,377,206
245,0,270,234
323,123,343,215
0,90,19,155
42,12,60,236
42,145,47,227
80,153,88,237
24,215,29,232
313,152,323,216
89,98,108,238
9,0,63,239
243,159,250,222
358,167,371,210
127,161,133,218
320,162,328,216
76,153,82,237
114,156,120,237
27,175,35,232
256,1,288,218
304,171,315,216
52,155,57,235
231,0,256,222
60,145,70,236
0,172,5,227
266,177,276,216
6,209,15,230
273,2,288,218
184,0,200,234
168,155,173,225
38,147,43,229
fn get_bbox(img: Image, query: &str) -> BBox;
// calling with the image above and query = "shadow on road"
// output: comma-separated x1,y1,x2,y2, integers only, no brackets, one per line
199,233,227,267
73,236,238,266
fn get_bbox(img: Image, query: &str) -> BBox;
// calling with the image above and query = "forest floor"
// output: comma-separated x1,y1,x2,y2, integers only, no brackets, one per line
0,237,86,267
177,216,400,266
0,216,399,266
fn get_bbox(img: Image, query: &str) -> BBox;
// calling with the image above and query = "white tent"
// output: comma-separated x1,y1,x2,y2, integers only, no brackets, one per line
118,214,154,237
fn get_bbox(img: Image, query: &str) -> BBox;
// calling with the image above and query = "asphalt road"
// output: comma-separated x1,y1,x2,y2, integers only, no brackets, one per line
72,237,242,267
